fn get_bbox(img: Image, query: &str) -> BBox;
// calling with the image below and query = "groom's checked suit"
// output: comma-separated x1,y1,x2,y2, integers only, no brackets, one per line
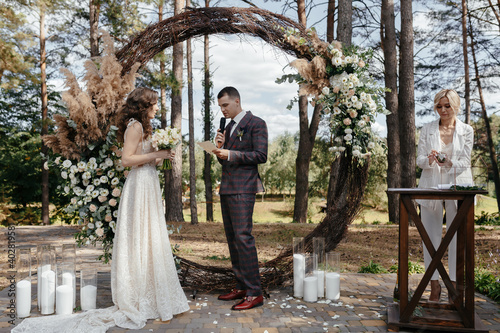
214,88,268,305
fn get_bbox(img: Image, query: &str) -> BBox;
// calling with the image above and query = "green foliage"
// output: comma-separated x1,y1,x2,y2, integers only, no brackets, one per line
0,129,61,209
261,132,297,195
358,260,388,274
389,261,425,275
474,268,500,303
204,255,231,261
363,139,388,210
475,211,500,226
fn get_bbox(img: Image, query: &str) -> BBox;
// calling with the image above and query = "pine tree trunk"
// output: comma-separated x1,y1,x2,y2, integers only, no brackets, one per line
89,0,100,58
487,0,500,26
186,0,198,225
462,0,471,124
203,0,213,222
165,0,185,222
326,0,335,42
40,4,50,225
398,0,416,191
381,0,400,224
293,101,321,223
159,1,168,129
294,0,308,223
337,0,352,46
469,15,500,212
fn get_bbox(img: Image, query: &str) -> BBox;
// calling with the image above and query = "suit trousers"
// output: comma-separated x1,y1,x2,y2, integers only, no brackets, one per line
220,193,262,296
421,201,457,281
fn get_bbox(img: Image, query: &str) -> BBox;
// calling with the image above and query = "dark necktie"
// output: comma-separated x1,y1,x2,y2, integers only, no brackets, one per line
225,120,236,142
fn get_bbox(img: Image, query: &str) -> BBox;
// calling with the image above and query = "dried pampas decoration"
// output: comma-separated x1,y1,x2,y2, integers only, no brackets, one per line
288,29,340,98
43,31,140,160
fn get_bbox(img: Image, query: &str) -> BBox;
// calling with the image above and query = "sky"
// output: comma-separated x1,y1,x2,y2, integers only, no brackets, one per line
170,1,389,141
50,0,498,142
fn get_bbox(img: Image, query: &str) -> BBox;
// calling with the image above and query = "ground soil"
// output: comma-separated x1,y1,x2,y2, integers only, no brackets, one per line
169,221,500,276
1,222,498,291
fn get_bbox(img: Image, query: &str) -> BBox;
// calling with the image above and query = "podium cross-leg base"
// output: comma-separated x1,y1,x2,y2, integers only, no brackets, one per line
387,302,489,332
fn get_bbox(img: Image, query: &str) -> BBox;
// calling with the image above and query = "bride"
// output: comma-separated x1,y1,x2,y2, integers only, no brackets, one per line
13,87,189,332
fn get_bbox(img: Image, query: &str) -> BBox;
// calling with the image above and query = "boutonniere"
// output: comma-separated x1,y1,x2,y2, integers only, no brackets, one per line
237,127,246,141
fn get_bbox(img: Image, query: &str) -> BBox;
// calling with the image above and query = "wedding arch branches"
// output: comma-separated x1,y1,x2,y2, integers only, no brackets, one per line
45,7,387,289
113,7,387,290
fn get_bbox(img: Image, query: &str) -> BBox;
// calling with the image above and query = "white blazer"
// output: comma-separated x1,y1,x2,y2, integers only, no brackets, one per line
416,118,474,209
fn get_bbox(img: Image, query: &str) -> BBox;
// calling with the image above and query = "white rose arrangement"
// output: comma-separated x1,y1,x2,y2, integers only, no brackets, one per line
46,126,125,263
279,28,389,164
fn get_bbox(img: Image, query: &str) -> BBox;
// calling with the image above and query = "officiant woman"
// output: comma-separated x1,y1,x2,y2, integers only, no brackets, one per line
416,89,474,302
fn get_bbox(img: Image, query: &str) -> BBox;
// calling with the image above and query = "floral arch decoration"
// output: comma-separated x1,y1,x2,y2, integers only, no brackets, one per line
46,7,387,288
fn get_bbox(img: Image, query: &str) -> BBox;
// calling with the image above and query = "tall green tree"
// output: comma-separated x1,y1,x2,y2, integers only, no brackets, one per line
165,0,185,222
381,0,400,223
398,0,416,191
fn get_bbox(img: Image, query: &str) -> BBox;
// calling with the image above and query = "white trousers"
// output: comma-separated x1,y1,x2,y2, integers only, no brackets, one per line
421,201,457,281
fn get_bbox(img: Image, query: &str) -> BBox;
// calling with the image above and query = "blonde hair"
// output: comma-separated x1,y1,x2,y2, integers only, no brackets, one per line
433,89,461,115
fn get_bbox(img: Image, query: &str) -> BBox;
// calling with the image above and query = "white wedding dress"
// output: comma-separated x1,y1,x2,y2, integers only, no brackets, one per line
13,120,189,332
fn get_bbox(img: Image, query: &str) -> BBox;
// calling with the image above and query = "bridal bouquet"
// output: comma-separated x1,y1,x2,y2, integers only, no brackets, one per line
151,127,181,170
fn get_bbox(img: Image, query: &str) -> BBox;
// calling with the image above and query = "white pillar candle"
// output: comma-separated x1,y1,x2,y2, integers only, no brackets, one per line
325,272,340,300
80,285,97,311
293,253,305,297
56,284,73,315
16,279,31,318
303,276,318,302
40,269,55,315
37,264,50,309
62,271,76,308
314,270,325,298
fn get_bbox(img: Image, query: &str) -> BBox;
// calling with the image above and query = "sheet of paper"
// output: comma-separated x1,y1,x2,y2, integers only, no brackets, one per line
197,141,219,154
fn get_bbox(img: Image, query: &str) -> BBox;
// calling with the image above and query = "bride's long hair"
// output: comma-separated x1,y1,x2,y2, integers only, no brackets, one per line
117,87,157,142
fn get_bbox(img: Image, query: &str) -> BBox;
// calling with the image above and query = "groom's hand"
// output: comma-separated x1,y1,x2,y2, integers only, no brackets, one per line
215,129,225,149
213,148,229,160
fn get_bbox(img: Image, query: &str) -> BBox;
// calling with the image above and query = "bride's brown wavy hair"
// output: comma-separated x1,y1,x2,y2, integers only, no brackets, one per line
117,87,158,143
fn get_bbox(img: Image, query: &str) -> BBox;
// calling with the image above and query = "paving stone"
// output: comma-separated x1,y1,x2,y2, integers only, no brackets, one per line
1,226,499,333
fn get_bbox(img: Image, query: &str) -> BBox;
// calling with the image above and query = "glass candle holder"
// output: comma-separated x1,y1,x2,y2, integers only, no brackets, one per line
16,248,32,318
293,237,305,298
313,237,325,298
61,244,77,308
36,244,46,311
39,245,56,315
80,268,97,311
56,262,74,315
303,254,318,302
325,252,340,300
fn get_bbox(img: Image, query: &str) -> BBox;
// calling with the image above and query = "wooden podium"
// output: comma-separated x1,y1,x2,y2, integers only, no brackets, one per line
386,188,489,332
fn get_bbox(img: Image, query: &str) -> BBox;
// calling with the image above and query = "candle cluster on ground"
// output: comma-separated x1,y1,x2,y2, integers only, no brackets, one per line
293,237,341,303
15,245,98,319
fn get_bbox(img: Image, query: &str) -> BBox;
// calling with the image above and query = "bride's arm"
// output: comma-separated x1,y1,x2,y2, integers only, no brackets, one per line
121,122,172,167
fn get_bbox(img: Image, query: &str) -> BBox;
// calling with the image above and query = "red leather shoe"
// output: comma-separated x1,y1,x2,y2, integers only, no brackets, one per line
218,289,246,301
231,295,263,310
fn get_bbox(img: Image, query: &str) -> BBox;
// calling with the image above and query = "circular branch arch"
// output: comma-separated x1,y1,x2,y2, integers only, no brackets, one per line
116,7,313,75
115,7,369,291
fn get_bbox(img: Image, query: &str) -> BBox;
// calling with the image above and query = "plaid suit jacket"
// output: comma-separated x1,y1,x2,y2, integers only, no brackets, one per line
218,111,268,195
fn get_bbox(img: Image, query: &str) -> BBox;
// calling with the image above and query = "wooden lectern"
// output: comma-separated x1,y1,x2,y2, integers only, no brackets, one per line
386,188,489,332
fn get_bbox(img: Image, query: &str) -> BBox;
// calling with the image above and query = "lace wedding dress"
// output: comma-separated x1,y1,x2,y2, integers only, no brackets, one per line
13,120,189,332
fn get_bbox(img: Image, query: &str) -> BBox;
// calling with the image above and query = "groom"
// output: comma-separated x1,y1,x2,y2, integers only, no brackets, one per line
213,86,268,310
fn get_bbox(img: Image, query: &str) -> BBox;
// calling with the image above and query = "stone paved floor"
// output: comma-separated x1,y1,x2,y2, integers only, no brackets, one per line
1,226,499,332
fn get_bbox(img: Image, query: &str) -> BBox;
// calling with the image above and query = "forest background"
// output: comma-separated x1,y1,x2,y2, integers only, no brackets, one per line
1,0,499,228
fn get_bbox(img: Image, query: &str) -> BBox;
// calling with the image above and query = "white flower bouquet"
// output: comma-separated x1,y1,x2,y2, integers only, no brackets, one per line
151,127,181,170
279,28,389,164
46,126,125,263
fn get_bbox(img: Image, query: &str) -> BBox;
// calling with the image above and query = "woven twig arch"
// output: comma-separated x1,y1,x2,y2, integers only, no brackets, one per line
115,7,369,291
116,7,313,75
